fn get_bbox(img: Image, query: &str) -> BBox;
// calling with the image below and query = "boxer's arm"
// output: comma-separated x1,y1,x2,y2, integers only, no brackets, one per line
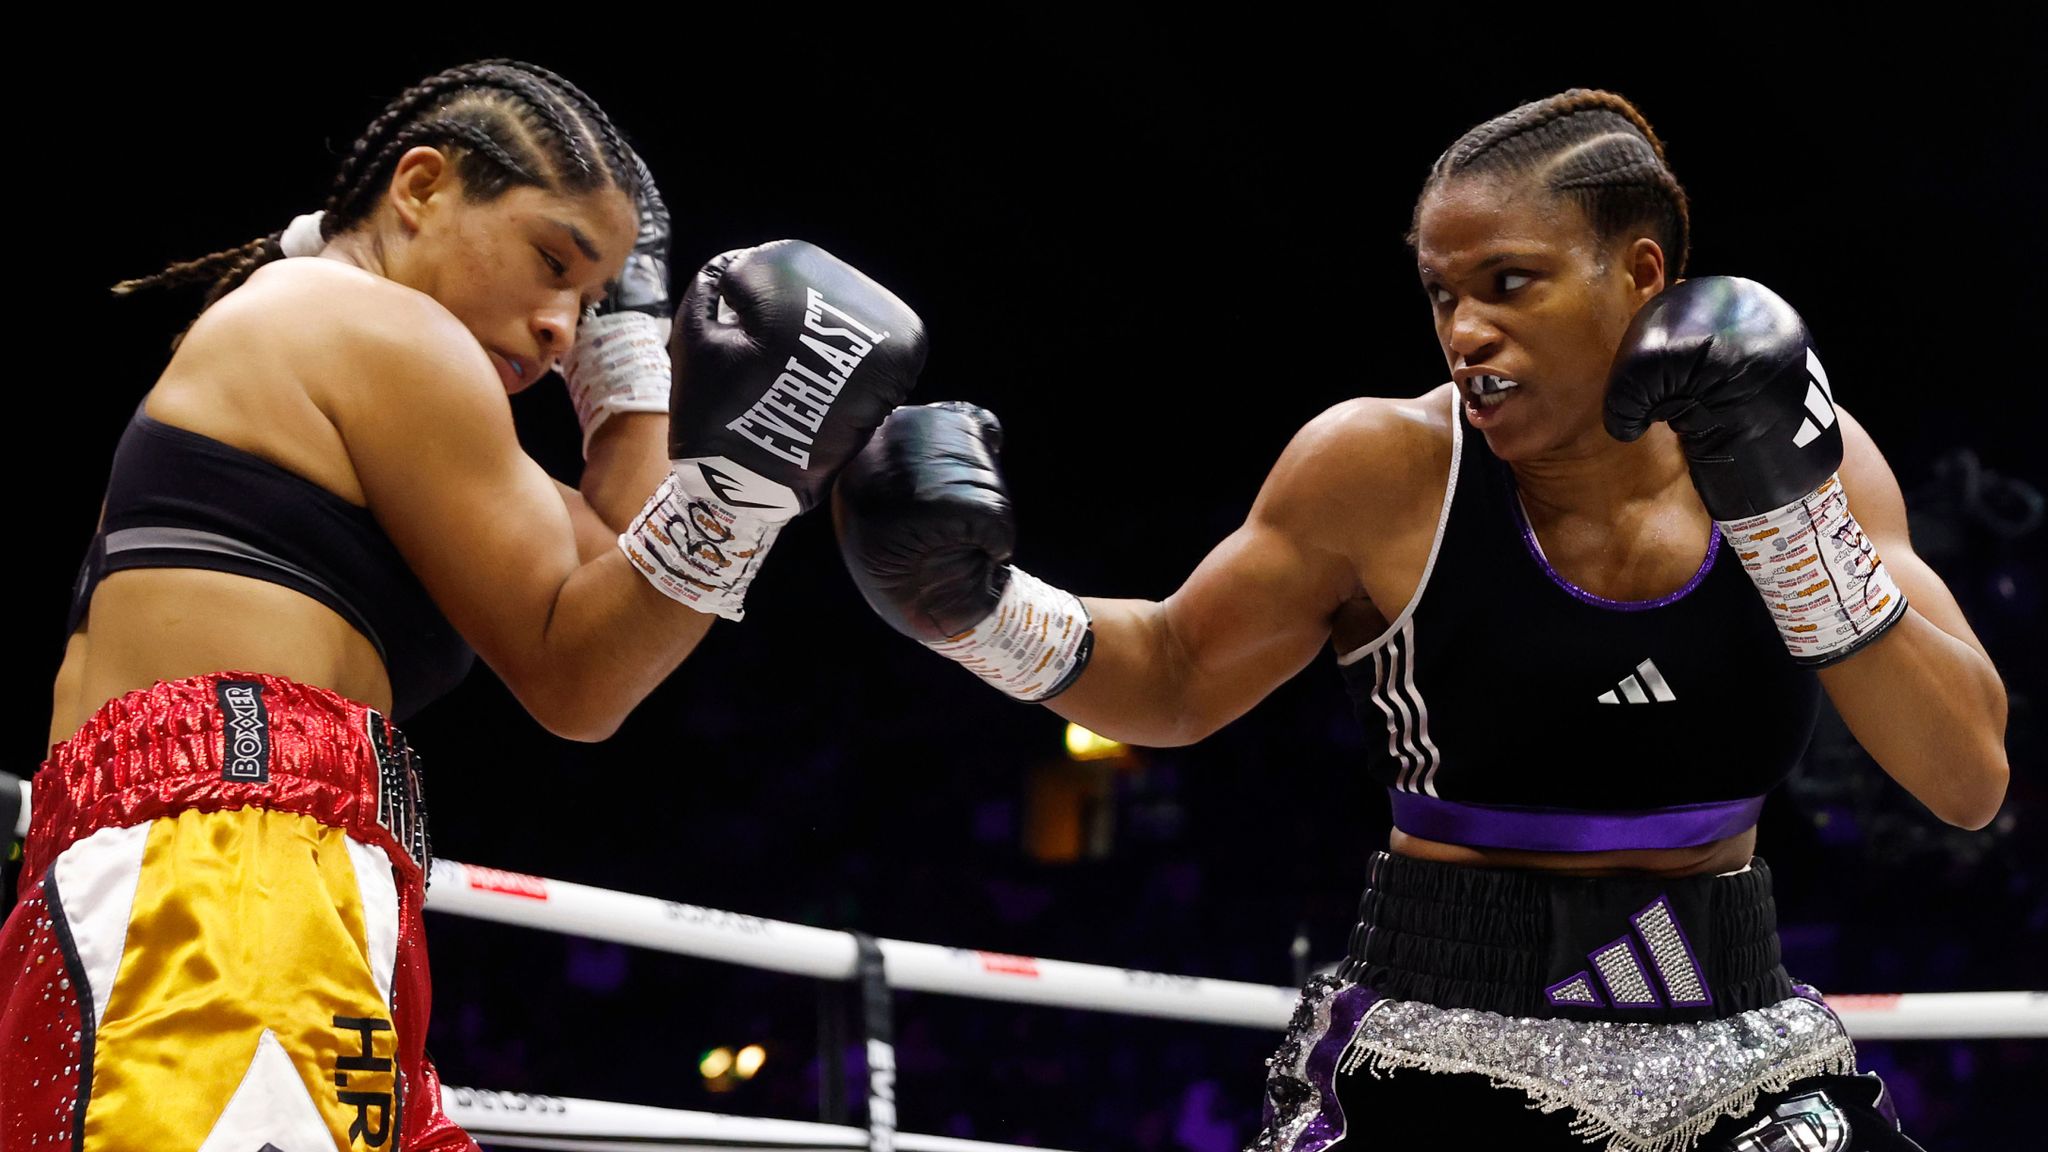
575,411,670,532
1820,407,2009,829
562,146,673,533
340,299,711,742
553,480,625,561
1049,401,1407,746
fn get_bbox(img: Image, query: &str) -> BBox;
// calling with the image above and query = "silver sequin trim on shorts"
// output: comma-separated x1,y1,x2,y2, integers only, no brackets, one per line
1252,975,1345,1152
1339,995,1857,1152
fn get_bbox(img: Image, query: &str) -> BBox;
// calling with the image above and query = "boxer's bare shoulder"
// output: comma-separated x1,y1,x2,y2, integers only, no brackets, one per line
1263,386,1457,643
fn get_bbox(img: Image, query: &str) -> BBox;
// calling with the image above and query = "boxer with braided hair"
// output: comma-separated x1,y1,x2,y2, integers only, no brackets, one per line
1410,88,1692,276
5,59,923,1150
117,60,647,315
836,89,2004,1148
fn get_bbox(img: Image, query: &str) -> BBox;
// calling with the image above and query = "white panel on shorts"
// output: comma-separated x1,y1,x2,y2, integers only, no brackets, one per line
195,1028,336,1152
50,822,152,1028
344,837,400,1009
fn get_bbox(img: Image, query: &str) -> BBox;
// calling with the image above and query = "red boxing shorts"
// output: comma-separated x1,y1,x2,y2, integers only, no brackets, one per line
1,672,476,1151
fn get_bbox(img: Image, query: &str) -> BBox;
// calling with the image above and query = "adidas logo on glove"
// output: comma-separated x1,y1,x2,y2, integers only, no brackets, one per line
1791,348,1837,449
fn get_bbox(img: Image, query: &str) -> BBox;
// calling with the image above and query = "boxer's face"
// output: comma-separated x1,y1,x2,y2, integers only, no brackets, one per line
389,147,638,393
1415,175,1663,462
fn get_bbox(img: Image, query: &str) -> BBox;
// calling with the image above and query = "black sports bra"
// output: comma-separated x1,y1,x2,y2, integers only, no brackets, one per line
1335,391,1821,852
69,406,475,720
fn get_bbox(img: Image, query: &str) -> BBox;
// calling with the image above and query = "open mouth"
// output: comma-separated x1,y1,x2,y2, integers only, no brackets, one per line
1463,374,1520,410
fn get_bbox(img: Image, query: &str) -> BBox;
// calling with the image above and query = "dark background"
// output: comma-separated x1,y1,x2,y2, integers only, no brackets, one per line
20,25,2045,1150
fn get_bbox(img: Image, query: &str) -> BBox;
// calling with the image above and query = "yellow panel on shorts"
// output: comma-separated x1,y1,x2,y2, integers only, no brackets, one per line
84,807,398,1150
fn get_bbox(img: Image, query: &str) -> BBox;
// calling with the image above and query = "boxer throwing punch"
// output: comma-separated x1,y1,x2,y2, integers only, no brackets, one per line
2,59,922,1151
833,90,2006,1149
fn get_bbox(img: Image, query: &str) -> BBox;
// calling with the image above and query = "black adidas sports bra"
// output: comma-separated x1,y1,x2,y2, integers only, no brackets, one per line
1336,390,1822,852
68,406,475,721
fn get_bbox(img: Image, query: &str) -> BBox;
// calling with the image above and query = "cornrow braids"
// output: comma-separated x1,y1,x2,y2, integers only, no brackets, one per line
1411,89,1692,275
321,110,544,229
460,68,599,178
115,59,641,313
489,59,644,201
322,62,504,227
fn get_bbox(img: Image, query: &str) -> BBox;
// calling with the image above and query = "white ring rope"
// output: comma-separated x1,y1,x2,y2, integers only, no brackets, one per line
427,860,1296,1028
425,859,2048,1039
439,1086,1081,1152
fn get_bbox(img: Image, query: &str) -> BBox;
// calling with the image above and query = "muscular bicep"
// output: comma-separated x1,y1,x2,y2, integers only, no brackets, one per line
1837,407,1991,662
1162,508,1356,706
555,480,622,563
333,315,590,683
1156,394,1442,701
1060,400,1411,744
1064,511,1352,745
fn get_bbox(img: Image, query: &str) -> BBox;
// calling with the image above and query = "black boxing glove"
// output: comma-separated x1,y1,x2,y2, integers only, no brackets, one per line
1607,277,1906,665
834,403,1092,701
561,147,674,453
619,241,925,620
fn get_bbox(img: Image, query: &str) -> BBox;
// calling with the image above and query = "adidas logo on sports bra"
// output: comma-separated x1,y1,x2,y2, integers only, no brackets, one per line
1597,659,1676,704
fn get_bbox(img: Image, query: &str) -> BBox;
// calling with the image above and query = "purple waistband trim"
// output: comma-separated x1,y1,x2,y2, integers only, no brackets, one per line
1389,791,1765,852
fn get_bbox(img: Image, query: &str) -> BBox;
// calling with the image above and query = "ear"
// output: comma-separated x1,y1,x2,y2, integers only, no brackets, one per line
386,146,454,234
1623,236,1667,304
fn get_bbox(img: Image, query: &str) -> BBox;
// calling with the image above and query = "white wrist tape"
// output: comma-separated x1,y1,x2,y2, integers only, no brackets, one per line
1719,472,1908,667
926,567,1093,701
564,311,672,454
618,459,797,622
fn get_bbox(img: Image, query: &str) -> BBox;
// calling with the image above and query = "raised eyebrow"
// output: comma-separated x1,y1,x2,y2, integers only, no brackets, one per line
546,218,603,263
